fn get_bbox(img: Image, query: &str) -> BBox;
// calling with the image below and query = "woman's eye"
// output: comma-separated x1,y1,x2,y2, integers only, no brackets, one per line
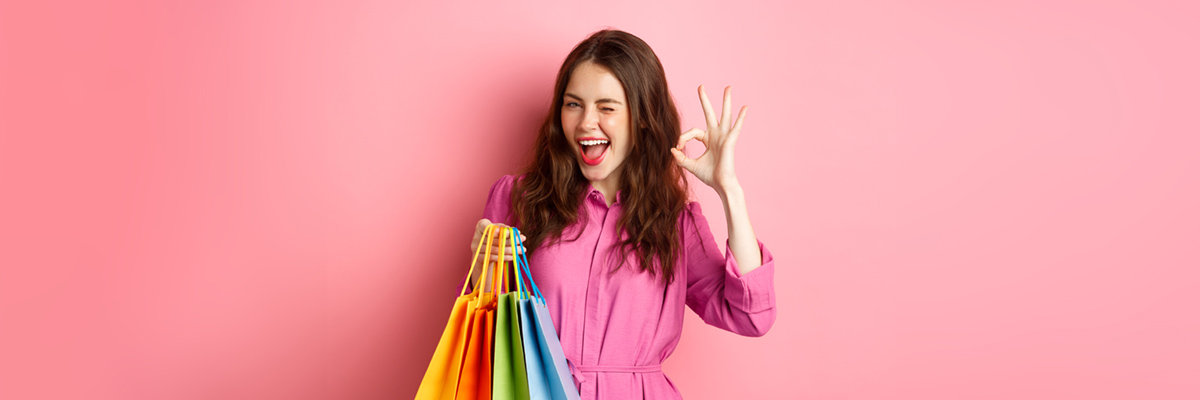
565,101,580,108
602,107,615,112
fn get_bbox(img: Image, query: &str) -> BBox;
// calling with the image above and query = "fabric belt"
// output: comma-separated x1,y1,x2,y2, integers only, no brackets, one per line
566,358,662,385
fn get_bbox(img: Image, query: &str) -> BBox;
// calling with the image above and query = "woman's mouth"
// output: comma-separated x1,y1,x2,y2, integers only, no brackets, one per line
578,138,610,166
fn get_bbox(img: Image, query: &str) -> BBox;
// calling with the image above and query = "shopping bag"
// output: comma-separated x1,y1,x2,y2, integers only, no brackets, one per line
517,286,549,399
459,226,513,400
416,225,504,400
414,287,477,400
493,227,530,400
458,293,495,400
513,232,581,400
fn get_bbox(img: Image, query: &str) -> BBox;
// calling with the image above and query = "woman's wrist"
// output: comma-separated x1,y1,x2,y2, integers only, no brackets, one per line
717,179,744,202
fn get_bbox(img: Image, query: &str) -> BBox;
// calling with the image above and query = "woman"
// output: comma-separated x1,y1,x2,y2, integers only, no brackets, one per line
468,29,776,399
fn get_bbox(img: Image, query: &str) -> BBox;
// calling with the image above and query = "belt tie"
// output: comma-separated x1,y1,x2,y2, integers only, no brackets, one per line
566,358,662,385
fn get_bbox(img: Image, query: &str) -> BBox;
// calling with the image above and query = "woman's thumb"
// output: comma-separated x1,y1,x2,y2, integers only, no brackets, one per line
671,148,695,171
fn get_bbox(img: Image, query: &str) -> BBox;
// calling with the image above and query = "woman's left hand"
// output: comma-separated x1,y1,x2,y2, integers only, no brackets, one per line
671,85,747,194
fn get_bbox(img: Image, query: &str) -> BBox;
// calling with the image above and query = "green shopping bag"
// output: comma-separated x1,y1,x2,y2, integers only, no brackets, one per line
493,227,530,400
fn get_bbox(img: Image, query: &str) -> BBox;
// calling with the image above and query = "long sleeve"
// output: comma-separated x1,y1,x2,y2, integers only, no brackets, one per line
682,201,777,337
481,174,517,226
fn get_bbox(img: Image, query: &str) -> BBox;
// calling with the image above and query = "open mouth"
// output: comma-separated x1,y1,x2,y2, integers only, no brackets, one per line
578,138,610,166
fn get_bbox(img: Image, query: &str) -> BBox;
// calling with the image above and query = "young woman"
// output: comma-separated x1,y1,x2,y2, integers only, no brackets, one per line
468,29,776,399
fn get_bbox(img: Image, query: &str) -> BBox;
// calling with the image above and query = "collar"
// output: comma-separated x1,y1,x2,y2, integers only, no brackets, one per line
586,185,622,206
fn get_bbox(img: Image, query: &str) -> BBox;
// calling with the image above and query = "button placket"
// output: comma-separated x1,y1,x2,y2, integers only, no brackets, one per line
582,190,619,367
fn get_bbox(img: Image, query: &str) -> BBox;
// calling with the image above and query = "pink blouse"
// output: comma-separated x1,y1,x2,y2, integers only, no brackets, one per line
480,174,776,400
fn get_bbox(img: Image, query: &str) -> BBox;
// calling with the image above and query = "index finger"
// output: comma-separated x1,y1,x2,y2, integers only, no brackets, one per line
698,85,718,129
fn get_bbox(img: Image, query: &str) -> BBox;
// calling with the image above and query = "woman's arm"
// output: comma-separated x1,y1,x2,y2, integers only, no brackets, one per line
457,175,522,295
671,85,762,274
719,181,762,275
682,201,776,337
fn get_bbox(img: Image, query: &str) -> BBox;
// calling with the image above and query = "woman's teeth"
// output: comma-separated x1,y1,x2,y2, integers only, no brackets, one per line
579,139,609,145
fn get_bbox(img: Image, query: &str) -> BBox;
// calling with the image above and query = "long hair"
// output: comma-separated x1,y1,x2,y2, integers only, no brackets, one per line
511,29,689,285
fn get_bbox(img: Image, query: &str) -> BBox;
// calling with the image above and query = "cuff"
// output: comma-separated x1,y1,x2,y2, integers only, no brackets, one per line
723,238,776,313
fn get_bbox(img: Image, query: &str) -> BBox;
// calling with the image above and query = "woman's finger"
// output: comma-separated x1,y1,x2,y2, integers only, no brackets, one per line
500,244,526,254
480,252,514,261
471,221,526,256
698,85,718,129
476,219,495,239
487,252,517,261
721,86,733,130
486,227,514,239
479,244,524,257
480,222,520,235
471,219,492,252
677,127,706,149
671,147,698,173
487,232,525,247
729,105,748,142
489,245,522,254
477,253,512,261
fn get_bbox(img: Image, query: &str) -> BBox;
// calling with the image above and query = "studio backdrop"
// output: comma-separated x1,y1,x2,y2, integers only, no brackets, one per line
1,1,1197,399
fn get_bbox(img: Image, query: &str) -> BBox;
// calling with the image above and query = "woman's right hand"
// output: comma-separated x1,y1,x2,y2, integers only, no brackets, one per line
470,218,526,263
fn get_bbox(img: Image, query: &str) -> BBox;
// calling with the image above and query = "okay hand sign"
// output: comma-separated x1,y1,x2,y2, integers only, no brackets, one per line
670,85,748,193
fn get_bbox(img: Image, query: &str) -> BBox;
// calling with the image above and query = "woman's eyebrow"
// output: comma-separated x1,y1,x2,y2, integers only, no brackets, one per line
564,92,623,105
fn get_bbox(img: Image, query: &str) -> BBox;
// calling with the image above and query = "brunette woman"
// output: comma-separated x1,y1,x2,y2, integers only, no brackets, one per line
468,29,776,400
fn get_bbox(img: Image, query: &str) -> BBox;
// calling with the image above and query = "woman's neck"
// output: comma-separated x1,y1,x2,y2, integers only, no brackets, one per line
589,176,620,207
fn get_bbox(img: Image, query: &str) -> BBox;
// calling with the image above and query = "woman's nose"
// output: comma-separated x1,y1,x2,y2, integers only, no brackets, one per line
580,108,600,130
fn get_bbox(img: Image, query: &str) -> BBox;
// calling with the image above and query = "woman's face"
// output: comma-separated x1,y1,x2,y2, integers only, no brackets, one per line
561,61,631,185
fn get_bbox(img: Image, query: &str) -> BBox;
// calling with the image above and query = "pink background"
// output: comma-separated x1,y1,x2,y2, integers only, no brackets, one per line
2,1,1198,399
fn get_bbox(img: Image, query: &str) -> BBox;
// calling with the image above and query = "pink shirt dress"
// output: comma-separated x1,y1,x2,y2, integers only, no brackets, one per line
479,174,777,400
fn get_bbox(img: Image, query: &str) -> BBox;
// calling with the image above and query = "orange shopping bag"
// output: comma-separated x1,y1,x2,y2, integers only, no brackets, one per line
416,225,509,400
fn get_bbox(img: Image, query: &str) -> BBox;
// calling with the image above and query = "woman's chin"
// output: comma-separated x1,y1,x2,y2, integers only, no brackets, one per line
579,165,610,182
581,170,605,183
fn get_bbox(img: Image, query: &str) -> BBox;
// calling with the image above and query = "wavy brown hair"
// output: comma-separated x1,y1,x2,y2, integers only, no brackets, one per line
511,29,689,285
